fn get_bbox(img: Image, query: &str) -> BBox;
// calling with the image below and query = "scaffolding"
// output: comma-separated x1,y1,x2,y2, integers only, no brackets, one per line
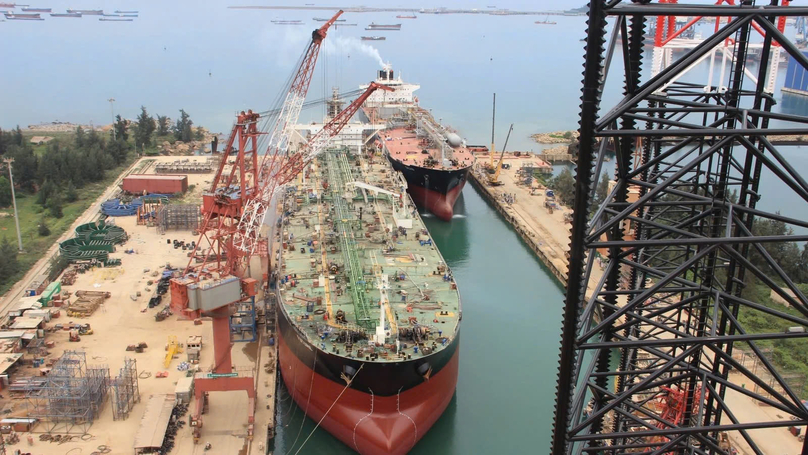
25,351,109,434
230,297,257,342
156,204,202,234
551,2,808,454
111,357,140,421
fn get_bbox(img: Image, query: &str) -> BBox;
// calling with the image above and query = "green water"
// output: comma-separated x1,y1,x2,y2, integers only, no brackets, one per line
273,184,566,454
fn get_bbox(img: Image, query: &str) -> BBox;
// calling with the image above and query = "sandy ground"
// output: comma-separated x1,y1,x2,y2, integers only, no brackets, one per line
0,156,277,455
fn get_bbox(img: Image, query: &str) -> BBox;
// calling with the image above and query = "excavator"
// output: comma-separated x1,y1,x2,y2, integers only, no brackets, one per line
488,123,513,186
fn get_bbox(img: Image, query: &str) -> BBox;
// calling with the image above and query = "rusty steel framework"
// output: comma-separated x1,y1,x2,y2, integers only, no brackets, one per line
552,1,808,454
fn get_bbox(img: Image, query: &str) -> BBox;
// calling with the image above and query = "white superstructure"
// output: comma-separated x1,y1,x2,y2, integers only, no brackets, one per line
360,65,420,106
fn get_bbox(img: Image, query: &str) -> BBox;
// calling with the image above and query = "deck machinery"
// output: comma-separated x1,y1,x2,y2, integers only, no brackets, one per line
164,11,394,443
552,1,808,454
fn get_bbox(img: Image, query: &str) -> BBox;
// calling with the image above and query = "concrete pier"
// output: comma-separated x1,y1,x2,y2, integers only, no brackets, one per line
468,161,570,286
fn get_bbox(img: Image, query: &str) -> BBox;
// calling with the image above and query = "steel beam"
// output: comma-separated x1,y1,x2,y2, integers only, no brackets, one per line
552,1,808,454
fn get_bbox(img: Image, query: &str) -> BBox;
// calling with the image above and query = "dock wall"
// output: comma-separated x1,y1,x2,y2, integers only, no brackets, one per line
468,172,568,286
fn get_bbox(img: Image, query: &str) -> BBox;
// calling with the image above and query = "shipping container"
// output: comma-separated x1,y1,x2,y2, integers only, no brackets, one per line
122,174,188,194
783,51,808,96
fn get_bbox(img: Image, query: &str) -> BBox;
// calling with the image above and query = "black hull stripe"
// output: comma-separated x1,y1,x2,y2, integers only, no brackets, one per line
386,155,471,196
277,299,459,397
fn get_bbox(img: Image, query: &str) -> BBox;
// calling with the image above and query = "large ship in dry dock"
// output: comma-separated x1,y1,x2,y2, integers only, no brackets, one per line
275,145,461,454
362,67,475,221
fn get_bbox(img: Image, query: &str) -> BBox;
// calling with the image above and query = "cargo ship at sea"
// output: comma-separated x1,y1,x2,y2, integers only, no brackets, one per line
275,118,462,453
361,67,475,221
67,8,102,15
361,36,386,41
365,22,401,30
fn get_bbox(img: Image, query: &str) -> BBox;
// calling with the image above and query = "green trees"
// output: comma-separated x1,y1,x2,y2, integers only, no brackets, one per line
65,181,78,203
0,176,11,208
47,194,63,218
0,236,20,287
135,106,157,150
114,115,129,142
38,218,50,236
6,143,37,191
174,109,194,142
549,167,576,206
194,126,205,141
157,115,170,136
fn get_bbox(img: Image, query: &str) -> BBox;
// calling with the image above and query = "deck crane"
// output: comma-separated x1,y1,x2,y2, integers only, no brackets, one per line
175,82,392,445
169,10,347,445
488,123,513,186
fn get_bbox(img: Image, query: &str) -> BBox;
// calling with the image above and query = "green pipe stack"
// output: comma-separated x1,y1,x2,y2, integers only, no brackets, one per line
59,220,128,266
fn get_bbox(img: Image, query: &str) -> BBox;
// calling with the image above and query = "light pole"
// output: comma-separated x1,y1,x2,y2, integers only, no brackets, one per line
108,98,116,141
2,157,23,252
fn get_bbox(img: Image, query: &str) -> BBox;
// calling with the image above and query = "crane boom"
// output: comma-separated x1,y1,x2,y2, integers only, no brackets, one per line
233,82,394,259
229,9,343,259
490,123,513,186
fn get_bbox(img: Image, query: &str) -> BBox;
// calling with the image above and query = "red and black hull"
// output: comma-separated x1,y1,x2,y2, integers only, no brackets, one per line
386,155,470,221
277,304,460,454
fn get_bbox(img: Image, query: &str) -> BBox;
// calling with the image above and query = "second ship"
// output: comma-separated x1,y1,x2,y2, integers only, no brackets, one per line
362,67,475,221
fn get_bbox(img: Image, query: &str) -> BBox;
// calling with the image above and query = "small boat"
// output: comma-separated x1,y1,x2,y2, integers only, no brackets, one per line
0,3,16,7
536,15,557,25
396,15,417,19
99,17,132,21
51,12,81,17
67,9,102,15
21,7,50,12
114,10,138,14
361,36,386,41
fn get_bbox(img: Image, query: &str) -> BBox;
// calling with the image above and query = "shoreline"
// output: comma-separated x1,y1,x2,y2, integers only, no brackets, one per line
468,167,569,286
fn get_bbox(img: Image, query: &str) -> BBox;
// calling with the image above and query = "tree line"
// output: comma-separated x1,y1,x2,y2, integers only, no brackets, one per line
0,107,204,210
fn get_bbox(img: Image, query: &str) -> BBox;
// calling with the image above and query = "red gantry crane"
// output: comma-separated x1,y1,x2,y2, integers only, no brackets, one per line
169,11,347,443
168,11,393,441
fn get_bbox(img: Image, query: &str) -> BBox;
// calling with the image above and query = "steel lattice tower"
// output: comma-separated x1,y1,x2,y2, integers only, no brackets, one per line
552,1,808,454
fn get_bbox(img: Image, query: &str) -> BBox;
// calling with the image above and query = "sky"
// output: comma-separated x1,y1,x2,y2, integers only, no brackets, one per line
0,0,588,132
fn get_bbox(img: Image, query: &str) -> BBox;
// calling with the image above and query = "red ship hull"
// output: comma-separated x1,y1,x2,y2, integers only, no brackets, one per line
408,181,465,221
278,329,460,454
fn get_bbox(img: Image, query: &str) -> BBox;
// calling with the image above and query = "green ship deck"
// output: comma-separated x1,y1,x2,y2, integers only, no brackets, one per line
276,147,461,362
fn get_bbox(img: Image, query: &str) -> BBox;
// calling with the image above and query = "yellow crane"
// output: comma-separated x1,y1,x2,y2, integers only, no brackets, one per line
164,335,183,368
489,93,496,170
489,123,514,186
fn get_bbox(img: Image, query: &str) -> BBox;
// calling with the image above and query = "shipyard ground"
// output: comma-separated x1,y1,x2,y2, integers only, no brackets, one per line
469,156,804,455
0,156,277,455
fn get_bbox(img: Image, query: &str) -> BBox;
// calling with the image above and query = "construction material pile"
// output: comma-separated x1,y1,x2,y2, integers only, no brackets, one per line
66,290,111,318
60,266,78,285
59,221,128,265
102,193,170,216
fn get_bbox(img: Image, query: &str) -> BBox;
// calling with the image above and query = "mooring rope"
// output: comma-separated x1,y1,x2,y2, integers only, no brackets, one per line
293,363,364,455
